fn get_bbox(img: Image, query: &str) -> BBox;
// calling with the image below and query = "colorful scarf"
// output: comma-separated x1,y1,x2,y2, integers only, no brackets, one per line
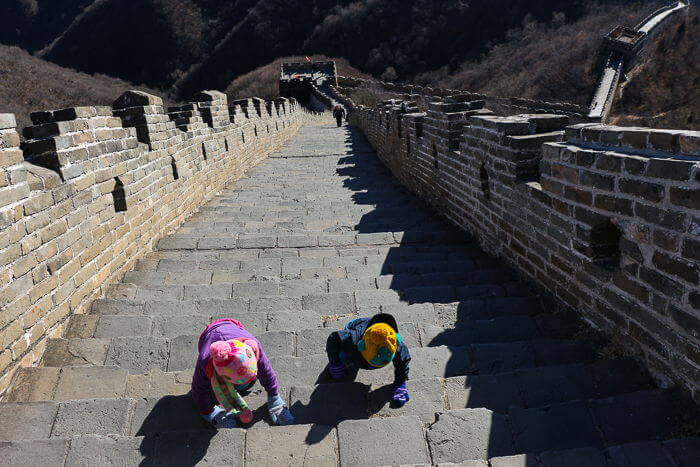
210,372,248,416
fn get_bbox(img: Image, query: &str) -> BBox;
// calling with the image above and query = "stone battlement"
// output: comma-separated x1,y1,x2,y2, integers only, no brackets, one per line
0,91,326,393
349,100,700,399
337,76,592,123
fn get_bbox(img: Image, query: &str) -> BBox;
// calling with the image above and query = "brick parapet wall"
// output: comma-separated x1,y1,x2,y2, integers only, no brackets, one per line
338,76,593,124
350,103,700,399
0,91,326,394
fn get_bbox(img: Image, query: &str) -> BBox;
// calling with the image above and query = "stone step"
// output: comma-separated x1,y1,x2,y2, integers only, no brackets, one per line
156,228,471,251
7,360,653,416
426,391,697,464
119,267,516,291
142,243,493,263
68,308,575,346
37,328,593,380
127,256,503,282
1,393,695,466
102,279,529,306
89,296,545,324
42,312,540,369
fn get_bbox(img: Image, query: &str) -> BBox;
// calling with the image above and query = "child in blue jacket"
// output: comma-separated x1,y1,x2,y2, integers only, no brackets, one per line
326,313,411,406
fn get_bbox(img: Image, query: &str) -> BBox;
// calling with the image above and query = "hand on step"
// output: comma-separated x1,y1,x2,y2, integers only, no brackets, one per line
391,382,410,408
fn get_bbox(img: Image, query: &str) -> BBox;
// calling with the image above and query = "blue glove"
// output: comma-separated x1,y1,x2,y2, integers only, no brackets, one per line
392,383,409,408
328,362,347,380
268,394,295,426
203,406,237,429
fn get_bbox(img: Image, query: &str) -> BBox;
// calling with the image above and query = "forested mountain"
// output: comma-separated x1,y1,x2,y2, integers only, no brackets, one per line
3,0,695,129
2,0,657,98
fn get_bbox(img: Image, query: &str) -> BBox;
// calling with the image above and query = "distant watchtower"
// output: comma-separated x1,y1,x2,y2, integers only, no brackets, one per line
280,61,338,107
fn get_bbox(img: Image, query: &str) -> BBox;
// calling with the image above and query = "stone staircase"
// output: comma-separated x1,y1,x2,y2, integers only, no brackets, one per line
1,125,697,466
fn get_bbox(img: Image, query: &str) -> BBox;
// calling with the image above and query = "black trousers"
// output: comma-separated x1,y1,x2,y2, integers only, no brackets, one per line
336,116,343,127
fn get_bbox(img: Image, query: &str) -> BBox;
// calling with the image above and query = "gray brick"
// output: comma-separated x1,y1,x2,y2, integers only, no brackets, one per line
427,408,514,462
338,416,430,466
0,402,57,440
0,439,69,466
66,435,155,466
53,398,132,437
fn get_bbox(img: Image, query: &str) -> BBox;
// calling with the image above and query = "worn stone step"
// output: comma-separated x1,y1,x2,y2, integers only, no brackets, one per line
89,296,545,326
10,359,653,423
44,312,560,374
119,268,514,292
1,400,695,466
156,228,470,251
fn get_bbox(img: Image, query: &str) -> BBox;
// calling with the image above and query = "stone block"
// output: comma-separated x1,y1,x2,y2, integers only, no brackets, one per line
130,395,207,436
510,401,603,453
662,437,700,467
151,315,210,338
445,373,522,413
105,337,170,373
0,439,69,466
152,429,245,466
96,315,153,338
302,293,355,314
4,366,60,402
268,310,323,332
167,334,199,372
410,346,472,379
489,454,538,467
338,416,430,466
0,401,57,440
64,314,99,338
53,366,128,401
245,424,338,466
369,377,445,423
256,330,295,357
270,354,328,387
539,447,607,467
427,408,514,462
607,441,674,467
65,434,155,466
588,390,676,446
126,369,191,398
289,382,372,425
42,338,109,367
52,398,132,437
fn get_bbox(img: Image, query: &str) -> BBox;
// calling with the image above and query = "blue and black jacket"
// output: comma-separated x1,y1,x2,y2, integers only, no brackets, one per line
326,313,411,385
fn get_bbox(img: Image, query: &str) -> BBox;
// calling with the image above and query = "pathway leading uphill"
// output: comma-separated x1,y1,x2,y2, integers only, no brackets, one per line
1,124,697,465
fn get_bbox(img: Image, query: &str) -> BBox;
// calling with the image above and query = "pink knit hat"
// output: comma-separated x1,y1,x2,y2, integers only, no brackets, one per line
210,339,258,385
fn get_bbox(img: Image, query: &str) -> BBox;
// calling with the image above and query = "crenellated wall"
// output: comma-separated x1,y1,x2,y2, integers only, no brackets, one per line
0,90,327,393
350,99,700,400
337,76,593,124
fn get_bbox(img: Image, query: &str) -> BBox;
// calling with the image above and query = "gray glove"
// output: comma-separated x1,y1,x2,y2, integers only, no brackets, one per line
267,394,295,426
203,406,237,429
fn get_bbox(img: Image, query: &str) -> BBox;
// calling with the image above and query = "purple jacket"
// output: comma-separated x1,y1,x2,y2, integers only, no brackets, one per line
191,319,279,414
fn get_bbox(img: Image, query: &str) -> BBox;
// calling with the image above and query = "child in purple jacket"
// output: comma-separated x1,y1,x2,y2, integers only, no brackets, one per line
192,318,295,428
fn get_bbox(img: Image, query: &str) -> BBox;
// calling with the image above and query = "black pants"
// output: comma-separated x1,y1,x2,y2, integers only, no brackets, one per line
336,116,343,127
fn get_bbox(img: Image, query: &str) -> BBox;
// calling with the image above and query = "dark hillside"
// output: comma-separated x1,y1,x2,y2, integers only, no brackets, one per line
0,0,93,51
425,3,658,107
9,0,659,100
611,9,699,130
0,44,167,132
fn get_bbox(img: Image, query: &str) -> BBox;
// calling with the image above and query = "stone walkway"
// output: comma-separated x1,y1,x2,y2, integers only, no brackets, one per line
1,124,697,466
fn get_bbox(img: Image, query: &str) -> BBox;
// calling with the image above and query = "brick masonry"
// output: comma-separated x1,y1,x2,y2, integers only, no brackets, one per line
338,76,593,124
0,90,328,394
349,97,700,400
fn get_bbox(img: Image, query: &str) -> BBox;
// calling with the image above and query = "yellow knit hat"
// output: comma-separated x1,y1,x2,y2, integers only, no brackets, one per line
358,323,399,367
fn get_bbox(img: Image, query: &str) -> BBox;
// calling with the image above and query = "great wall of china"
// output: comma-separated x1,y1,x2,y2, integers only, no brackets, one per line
0,91,327,393
0,3,698,464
